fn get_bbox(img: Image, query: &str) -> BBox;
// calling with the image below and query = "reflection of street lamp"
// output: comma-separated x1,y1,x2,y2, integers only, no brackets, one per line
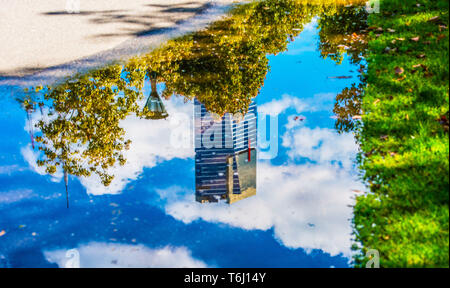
144,71,168,120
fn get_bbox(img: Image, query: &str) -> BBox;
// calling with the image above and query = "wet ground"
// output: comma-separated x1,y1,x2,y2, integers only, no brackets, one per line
0,1,368,267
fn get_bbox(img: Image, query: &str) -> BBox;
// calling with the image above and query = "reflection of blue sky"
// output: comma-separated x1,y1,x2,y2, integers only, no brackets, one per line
0,20,362,267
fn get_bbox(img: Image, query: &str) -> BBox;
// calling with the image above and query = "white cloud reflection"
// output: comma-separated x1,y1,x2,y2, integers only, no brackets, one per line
282,126,358,170
44,242,208,268
259,93,335,117
156,126,363,257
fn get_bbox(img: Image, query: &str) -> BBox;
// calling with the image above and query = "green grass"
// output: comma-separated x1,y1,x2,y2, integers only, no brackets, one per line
353,0,449,267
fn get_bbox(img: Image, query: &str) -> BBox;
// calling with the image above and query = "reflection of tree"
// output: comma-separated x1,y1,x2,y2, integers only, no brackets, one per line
24,65,146,186
317,4,368,133
333,83,363,133
140,0,328,116
21,0,364,187
318,5,368,65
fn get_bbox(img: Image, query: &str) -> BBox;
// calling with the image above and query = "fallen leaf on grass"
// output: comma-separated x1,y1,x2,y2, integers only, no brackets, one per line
380,135,389,140
412,63,428,71
416,54,426,59
437,34,446,41
428,16,441,23
438,115,449,133
373,99,381,105
439,25,447,31
410,36,420,42
384,47,397,53
394,66,404,75
387,28,396,33
439,115,448,124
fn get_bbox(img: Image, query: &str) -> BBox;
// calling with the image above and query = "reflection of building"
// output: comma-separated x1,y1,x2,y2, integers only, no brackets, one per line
194,98,257,204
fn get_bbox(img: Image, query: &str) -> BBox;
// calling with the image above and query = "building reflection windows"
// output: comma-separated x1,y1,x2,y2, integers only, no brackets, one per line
194,98,257,204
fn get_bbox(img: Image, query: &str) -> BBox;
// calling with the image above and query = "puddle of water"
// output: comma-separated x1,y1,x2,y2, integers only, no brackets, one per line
0,0,368,268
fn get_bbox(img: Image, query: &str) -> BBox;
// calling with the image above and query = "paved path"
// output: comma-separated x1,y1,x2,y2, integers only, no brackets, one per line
0,0,236,78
